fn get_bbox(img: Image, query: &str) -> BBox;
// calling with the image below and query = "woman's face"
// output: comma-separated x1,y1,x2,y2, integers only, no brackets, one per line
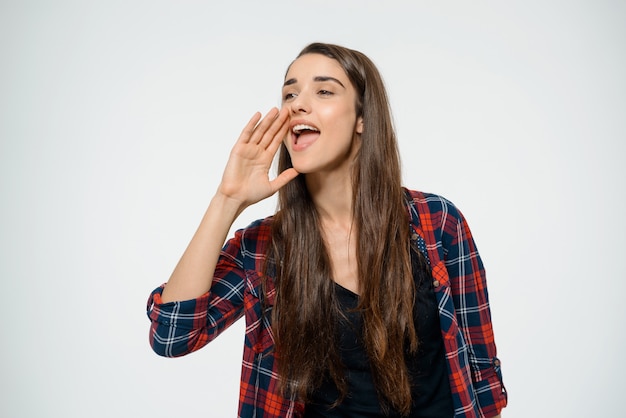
281,53,363,175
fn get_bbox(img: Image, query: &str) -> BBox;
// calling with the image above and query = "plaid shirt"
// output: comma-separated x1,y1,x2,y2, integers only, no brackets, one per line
147,189,507,417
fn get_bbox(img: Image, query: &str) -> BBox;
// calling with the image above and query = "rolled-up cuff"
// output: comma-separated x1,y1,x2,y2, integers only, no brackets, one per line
474,357,507,417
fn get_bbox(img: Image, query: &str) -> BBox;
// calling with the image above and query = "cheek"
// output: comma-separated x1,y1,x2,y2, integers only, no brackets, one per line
324,104,358,133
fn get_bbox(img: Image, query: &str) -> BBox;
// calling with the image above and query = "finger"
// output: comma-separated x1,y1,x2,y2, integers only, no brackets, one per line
248,108,279,145
237,112,262,144
259,107,289,149
265,114,290,156
269,168,299,193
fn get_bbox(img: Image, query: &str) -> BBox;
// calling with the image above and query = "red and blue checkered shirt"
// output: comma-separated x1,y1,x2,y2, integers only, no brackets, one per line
147,190,507,417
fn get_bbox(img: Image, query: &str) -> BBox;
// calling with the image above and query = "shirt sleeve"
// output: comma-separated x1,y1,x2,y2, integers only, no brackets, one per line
146,227,249,358
441,203,507,417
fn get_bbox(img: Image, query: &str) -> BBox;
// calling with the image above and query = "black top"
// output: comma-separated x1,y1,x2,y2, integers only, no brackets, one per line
304,248,454,418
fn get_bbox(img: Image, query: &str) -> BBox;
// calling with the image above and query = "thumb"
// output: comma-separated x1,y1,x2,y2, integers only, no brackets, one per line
269,168,300,193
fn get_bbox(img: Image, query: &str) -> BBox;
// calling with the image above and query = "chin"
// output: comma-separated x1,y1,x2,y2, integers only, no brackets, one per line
286,153,307,171
289,161,316,174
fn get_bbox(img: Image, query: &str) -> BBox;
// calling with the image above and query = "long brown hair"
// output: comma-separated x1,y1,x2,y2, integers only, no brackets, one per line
267,43,416,415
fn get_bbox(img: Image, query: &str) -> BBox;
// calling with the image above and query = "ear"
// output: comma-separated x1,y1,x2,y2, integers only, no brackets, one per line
356,117,364,134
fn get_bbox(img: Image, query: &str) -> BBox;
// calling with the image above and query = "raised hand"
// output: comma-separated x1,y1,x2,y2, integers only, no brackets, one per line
161,108,298,302
218,107,298,209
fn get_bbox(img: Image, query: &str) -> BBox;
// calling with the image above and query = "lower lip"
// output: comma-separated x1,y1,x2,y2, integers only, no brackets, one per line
291,132,319,152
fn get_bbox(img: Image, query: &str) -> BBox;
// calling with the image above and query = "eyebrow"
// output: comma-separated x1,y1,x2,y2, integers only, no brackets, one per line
283,76,346,88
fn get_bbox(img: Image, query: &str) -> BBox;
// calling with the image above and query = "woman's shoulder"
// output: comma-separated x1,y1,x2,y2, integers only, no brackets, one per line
222,216,275,261
403,188,461,218
237,215,275,240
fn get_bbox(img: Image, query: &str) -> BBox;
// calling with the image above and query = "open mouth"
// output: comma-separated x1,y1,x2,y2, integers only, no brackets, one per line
292,124,320,144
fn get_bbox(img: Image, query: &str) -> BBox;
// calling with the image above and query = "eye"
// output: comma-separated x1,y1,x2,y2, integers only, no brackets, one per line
283,92,297,101
318,90,333,96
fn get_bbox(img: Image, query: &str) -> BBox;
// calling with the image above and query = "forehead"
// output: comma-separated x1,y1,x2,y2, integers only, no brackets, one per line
285,53,348,82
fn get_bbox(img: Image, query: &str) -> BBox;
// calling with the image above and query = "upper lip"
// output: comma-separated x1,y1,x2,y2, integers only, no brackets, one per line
290,120,320,135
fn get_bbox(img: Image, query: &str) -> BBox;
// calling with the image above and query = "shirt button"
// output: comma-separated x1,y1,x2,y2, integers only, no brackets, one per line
411,233,419,241
433,280,440,288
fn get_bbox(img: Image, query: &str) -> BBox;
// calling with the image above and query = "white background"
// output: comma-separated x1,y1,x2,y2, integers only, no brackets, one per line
1,1,624,417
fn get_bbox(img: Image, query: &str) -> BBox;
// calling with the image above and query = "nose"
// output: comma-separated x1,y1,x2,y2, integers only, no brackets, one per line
289,92,311,114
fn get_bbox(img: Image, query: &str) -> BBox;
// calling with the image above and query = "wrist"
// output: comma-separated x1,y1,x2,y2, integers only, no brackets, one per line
211,191,247,220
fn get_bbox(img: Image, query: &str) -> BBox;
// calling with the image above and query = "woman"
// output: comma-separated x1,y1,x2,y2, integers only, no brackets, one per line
147,42,507,417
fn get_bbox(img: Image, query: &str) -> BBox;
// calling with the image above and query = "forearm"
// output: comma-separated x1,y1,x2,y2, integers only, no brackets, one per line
160,193,244,303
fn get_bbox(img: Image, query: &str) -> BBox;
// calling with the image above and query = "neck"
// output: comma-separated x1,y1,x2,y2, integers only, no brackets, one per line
305,170,354,228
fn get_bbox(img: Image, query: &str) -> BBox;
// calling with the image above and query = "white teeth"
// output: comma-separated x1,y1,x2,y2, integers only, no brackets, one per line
292,124,319,134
